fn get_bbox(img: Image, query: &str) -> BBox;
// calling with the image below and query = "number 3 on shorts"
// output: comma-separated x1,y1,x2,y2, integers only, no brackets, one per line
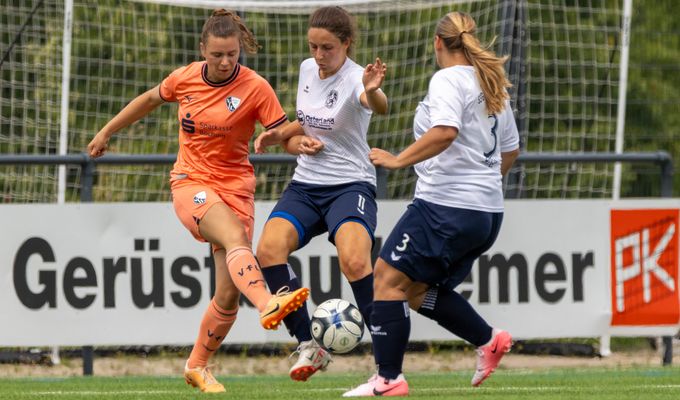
396,233,410,251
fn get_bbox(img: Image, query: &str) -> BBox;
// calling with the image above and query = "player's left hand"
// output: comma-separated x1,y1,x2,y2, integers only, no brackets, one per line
298,136,324,155
363,58,386,93
254,129,283,154
369,147,401,169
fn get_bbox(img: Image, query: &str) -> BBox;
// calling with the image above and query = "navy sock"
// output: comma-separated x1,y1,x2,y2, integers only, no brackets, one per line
261,263,312,342
417,287,492,346
349,273,374,326
370,300,410,380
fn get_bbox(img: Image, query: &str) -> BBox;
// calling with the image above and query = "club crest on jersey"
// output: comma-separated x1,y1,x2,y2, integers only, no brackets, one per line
226,96,241,112
193,191,207,204
296,110,306,126
325,89,338,108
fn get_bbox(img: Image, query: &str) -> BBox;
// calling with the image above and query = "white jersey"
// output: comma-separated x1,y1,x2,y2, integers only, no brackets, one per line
291,58,376,186
413,65,519,212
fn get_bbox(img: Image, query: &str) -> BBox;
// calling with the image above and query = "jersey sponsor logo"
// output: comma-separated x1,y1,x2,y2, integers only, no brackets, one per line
325,89,338,108
193,191,207,204
610,209,679,326
302,114,335,131
181,113,195,134
226,96,241,112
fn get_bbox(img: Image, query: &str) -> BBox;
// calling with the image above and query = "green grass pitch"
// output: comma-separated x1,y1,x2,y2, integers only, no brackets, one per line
1,367,679,399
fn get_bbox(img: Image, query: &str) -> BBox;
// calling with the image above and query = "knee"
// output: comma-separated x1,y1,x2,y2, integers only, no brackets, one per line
256,236,290,267
339,254,371,281
373,271,401,298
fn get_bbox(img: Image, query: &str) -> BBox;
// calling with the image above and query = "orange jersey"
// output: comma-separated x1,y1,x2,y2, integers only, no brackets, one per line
160,62,287,198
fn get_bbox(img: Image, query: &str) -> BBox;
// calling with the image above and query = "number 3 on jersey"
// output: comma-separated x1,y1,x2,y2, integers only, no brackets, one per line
483,114,498,158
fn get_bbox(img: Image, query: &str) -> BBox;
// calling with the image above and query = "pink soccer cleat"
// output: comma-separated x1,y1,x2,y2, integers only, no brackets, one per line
343,373,409,397
471,328,512,387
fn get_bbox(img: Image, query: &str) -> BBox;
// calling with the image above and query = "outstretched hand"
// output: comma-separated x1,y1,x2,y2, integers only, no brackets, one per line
369,147,401,170
363,58,387,93
254,129,284,154
87,131,110,158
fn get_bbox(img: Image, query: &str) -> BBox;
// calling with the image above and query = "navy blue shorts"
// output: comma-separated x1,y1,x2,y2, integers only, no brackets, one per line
379,198,503,289
268,180,377,249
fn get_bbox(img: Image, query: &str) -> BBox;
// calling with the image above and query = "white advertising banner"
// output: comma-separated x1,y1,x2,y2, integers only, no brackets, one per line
1,199,678,346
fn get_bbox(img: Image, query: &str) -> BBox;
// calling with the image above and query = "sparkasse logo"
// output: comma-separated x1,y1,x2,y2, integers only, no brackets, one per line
610,209,679,326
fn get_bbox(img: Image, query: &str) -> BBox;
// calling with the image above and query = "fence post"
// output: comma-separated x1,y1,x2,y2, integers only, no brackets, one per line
659,151,673,198
658,152,674,365
80,156,95,375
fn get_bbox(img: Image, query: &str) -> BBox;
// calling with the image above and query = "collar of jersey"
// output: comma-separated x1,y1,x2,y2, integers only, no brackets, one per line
202,63,240,87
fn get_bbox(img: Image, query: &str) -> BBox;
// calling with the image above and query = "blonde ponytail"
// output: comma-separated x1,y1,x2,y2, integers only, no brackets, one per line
436,12,511,115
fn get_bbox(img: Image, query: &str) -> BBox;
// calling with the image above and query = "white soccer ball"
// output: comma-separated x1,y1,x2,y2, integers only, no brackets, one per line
310,298,364,354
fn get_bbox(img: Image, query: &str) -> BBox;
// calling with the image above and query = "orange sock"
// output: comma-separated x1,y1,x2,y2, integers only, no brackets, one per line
226,246,271,311
187,298,237,369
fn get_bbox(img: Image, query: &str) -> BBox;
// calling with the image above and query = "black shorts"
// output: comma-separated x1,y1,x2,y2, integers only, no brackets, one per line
268,180,377,249
379,198,503,288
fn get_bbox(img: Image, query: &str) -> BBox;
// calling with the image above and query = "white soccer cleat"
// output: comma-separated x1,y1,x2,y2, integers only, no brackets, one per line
289,340,332,381
343,373,409,397
471,328,512,387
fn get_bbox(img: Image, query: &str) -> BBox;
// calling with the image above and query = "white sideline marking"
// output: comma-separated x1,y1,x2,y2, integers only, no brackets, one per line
15,384,680,396
310,384,680,393
15,391,181,396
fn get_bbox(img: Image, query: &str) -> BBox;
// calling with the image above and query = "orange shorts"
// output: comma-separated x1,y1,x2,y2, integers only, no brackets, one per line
171,177,254,249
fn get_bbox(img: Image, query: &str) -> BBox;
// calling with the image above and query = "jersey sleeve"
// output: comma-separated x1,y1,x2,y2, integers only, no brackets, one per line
351,69,367,108
428,71,464,129
255,78,288,129
499,100,520,152
159,66,185,102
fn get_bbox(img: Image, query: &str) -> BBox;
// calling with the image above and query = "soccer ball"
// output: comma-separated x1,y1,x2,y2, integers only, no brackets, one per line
310,298,364,354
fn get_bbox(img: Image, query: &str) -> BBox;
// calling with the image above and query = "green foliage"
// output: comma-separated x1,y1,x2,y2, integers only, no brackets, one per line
1,0,678,202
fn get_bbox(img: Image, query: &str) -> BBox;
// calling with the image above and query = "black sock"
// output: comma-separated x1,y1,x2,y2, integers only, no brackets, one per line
417,287,492,346
261,263,312,342
349,273,374,326
370,300,410,380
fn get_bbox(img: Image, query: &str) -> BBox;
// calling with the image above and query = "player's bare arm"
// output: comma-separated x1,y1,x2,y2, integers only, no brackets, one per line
254,120,304,154
87,85,164,158
284,135,324,155
500,148,520,176
360,58,388,114
370,125,458,170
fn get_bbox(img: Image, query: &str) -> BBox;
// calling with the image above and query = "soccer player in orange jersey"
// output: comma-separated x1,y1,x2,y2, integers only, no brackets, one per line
87,9,317,393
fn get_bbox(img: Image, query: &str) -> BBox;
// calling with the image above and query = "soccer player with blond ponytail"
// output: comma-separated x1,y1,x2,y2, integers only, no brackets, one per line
344,12,520,397
88,9,314,393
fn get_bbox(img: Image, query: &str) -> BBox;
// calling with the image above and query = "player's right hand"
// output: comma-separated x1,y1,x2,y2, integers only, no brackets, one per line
369,147,401,169
254,129,283,154
298,136,324,155
87,132,110,158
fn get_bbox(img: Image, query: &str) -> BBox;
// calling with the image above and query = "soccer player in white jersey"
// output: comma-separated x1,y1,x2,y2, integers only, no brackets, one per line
253,6,388,382
343,11,520,397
